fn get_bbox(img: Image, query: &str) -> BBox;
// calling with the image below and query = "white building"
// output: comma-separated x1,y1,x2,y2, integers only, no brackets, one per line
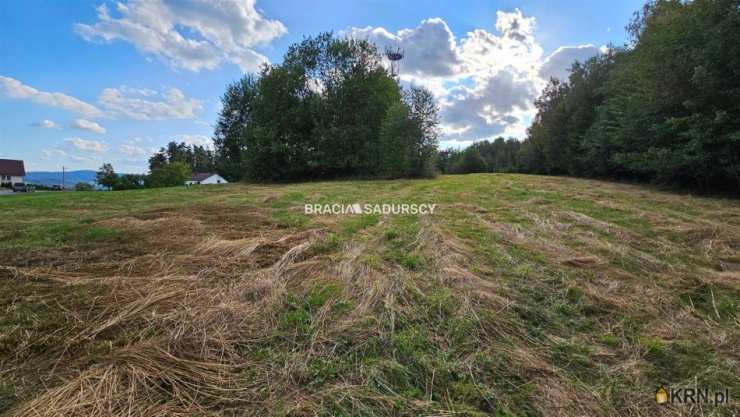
186,172,228,186
0,159,25,185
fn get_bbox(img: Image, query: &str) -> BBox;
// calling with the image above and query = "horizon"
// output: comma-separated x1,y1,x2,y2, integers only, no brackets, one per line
1,0,642,174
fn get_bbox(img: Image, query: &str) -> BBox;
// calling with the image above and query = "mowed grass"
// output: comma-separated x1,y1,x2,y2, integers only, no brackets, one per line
0,174,738,417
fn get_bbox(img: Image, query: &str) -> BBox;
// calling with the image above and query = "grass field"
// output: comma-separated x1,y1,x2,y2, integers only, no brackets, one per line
1,174,738,417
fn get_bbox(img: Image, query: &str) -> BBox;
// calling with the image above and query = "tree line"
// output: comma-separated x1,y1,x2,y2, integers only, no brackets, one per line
440,0,738,192
91,141,211,191
437,138,522,174
515,0,739,192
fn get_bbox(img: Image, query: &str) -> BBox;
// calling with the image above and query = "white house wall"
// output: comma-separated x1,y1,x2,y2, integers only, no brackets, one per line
1,175,24,183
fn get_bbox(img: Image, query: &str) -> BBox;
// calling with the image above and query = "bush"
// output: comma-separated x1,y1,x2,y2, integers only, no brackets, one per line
114,174,145,190
74,182,94,191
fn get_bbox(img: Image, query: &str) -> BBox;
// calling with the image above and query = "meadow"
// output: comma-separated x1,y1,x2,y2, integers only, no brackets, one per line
0,174,738,416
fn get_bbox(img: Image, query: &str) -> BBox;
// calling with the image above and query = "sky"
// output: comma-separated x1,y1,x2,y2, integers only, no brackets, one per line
0,0,644,173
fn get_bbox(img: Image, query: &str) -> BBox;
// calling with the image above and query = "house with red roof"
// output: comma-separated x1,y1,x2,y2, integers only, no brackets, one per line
0,159,25,186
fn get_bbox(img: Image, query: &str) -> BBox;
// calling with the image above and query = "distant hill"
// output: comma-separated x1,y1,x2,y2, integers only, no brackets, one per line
26,170,97,187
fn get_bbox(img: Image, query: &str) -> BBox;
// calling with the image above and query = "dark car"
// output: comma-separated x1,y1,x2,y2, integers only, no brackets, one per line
12,182,33,192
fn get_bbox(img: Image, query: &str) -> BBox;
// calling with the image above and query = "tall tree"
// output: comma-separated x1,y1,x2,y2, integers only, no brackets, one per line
404,86,440,177
378,103,420,178
213,75,259,180
96,163,117,190
148,141,215,174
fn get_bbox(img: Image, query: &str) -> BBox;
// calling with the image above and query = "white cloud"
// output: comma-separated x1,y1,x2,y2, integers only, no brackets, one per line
441,70,538,141
64,138,107,153
458,11,543,78
119,143,149,157
0,76,201,122
345,18,462,78
32,119,62,129
174,133,213,149
0,76,102,118
540,45,601,81
41,148,91,162
75,0,287,72
99,87,202,120
72,118,107,134
346,10,602,142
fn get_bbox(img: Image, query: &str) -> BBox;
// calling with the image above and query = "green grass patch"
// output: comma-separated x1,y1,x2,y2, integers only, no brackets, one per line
340,214,379,236
310,233,343,254
679,284,738,322
83,226,120,240
278,283,351,337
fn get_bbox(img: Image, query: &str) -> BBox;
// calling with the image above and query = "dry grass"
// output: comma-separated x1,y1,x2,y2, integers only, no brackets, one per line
1,175,738,416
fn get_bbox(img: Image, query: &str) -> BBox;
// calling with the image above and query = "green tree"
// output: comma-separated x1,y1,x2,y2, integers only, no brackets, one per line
149,141,216,173
148,152,167,171
436,149,462,174
518,0,740,191
378,103,419,178
146,162,191,188
74,182,93,191
210,32,435,181
467,138,522,173
404,86,439,177
606,0,740,189
457,147,488,174
96,163,117,190
214,75,259,180
114,174,145,190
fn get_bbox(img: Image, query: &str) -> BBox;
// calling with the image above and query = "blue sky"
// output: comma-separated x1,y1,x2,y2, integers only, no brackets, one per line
0,0,643,173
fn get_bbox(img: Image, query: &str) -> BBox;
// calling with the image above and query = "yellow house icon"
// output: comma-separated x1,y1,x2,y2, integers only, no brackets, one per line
656,386,669,404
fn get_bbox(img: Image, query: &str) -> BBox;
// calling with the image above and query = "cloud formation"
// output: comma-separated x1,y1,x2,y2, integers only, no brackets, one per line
346,10,601,143
174,133,213,149
345,18,462,78
1,76,202,122
0,76,102,118
73,118,107,134
64,138,107,153
41,148,92,162
75,0,287,72
99,87,202,120
32,119,62,129
119,143,149,157
540,45,601,81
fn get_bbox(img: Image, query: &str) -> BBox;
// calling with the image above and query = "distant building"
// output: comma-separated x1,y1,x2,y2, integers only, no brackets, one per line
185,172,228,186
0,159,25,185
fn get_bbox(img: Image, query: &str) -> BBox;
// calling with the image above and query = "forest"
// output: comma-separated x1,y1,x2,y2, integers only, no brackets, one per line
515,0,740,192
437,0,739,192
